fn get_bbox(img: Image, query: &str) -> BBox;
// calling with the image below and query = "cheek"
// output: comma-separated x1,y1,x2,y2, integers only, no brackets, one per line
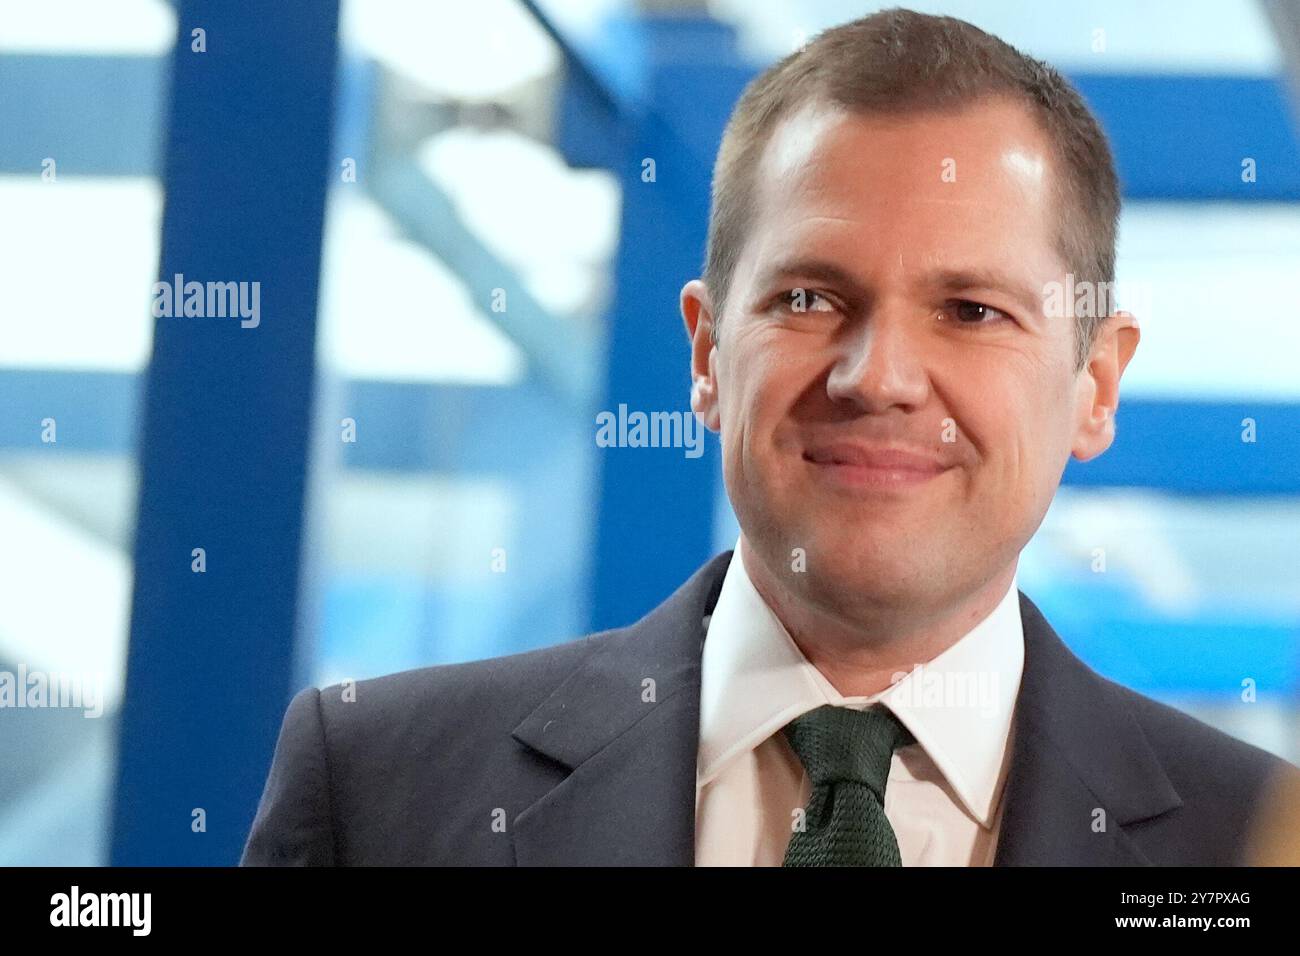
719,342,822,501
721,333,801,436
944,360,1073,488
715,345,764,473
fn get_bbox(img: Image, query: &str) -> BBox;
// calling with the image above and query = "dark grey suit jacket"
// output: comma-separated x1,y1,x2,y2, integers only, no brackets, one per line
240,550,1293,865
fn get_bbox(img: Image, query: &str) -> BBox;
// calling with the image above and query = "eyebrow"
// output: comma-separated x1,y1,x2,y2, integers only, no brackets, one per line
754,257,1043,318
755,258,870,303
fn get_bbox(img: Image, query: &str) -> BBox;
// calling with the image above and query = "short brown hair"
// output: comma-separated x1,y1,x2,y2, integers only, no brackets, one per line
702,7,1120,368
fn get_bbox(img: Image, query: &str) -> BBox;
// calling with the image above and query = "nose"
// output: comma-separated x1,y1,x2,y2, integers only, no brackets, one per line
825,305,930,413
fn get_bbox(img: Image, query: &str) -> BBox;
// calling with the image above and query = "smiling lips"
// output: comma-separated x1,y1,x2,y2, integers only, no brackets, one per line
802,442,950,489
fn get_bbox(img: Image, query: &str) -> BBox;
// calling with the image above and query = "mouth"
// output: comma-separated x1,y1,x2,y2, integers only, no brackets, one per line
802,443,950,491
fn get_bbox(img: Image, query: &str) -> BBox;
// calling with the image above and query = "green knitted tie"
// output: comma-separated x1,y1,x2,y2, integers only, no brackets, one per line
781,704,916,867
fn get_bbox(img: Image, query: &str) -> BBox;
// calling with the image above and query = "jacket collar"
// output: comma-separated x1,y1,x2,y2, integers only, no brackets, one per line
992,593,1182,865
511,550,1181,865
510,551,728,865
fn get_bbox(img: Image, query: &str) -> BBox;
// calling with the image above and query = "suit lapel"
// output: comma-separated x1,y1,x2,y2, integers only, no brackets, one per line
993,592,1182,865
509,551,731,865
510,554,1183,866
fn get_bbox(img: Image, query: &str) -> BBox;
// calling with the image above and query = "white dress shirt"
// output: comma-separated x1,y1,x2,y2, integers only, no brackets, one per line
695,537,1025,866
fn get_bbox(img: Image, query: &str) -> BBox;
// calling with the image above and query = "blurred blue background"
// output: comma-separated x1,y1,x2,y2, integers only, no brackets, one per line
0,0,1297,865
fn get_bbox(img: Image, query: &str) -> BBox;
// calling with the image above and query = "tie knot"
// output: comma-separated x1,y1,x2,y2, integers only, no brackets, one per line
782,704,914,797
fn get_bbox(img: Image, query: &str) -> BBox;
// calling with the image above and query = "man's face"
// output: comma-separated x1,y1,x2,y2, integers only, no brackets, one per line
682,96,1137,620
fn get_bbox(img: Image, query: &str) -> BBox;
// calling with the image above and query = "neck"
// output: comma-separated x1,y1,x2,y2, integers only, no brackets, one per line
738,535,1016,698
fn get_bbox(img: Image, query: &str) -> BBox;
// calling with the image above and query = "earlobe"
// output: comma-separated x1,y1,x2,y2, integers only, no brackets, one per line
1071,405,1113,462
691,373,722,432
1069,382,1112,461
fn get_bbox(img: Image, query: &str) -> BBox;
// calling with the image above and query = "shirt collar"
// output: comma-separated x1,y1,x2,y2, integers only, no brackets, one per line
697,536,1024,827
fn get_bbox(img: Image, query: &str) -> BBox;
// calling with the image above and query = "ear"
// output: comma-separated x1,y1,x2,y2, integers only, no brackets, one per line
681,278,722,433
1071,310,1140,461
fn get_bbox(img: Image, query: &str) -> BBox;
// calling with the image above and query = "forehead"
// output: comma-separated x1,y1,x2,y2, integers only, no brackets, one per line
742,97,1064,286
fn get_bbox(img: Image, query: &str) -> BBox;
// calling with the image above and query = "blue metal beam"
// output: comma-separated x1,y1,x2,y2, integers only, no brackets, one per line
573,14,741,632
0,370,140,453
1063,398,1300,494
108,0,341,866
1075,74,1300,199
0,54,165,176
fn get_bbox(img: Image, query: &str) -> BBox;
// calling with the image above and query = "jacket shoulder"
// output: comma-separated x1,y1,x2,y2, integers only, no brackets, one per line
317,631,603,732
241,629,617,865
1101,676,1292,819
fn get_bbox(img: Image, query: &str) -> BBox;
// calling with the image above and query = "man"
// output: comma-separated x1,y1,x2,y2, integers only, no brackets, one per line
241,8,1295,866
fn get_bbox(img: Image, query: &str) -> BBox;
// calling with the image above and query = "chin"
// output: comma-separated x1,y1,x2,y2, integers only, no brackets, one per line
810,520,943,578
807,508,942,551
803,562,932,615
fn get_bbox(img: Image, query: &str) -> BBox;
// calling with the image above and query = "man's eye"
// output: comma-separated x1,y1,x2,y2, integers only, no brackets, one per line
950,300,1010,324
777,288,836,313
